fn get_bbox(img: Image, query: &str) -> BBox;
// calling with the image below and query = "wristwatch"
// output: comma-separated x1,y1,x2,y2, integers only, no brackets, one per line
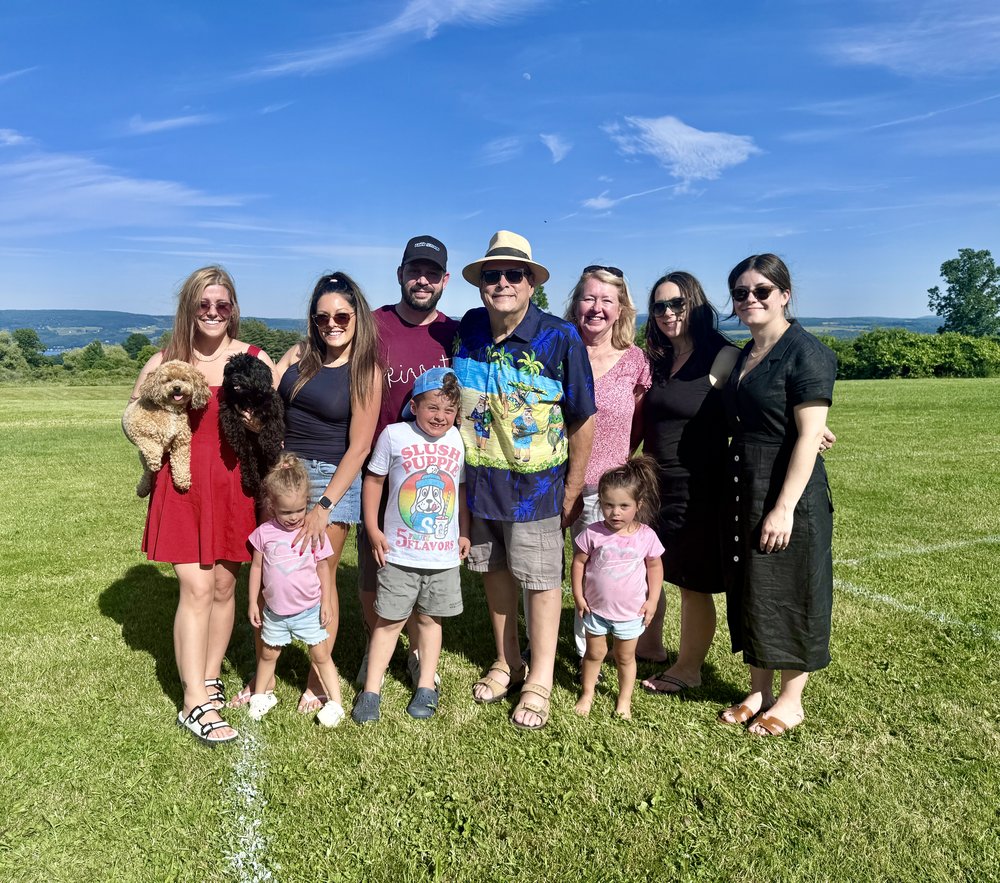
318,495,333,510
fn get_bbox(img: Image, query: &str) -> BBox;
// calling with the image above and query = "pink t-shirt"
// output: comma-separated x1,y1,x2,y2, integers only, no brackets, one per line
374,306,460,441
575,522,665,621
585,346,652,488
248,519,334,616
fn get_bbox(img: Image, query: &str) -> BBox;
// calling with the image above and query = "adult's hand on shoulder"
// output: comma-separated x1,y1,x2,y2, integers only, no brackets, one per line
293,506,328,554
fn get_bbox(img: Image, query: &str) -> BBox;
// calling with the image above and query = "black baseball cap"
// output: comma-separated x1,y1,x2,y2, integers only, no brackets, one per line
401,235,447,271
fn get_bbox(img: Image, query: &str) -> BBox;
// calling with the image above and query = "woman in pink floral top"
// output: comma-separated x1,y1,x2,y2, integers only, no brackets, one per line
563,265,652,666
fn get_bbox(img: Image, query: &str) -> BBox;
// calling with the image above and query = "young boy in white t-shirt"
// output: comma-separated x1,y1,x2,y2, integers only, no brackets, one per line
353,367,469,723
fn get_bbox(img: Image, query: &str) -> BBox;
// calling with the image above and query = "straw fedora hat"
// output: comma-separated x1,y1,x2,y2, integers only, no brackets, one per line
462,230,550,286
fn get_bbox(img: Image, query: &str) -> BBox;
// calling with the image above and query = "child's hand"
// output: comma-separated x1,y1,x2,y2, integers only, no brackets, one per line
458,536,471,560
320,601,333,627
639,599,655,627
573,592,590,618
249,606,262,629
369,528,389,568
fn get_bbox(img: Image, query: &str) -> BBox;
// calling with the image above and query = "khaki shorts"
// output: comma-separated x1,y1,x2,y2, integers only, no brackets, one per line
375,562,463,621
465,515,563,591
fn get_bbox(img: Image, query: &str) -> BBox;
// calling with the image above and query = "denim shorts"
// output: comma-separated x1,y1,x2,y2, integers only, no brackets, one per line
300,457,362,524
582,611,645,641
261,602,329,647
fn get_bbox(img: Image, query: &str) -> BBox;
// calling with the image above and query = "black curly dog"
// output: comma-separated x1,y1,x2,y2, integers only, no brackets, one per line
219,353,285,497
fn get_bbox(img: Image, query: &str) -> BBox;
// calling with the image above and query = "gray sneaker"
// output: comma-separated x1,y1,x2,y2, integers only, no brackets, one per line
407,650,441,689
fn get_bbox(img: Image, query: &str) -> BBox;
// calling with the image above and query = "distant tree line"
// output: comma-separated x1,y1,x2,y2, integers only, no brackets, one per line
0,319,302,384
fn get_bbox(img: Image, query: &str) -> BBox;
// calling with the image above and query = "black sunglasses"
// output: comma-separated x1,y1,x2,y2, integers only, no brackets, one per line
312,311,355,328
731,285,779,303
583,265,624,278
481,268,530,286
651,298,686,317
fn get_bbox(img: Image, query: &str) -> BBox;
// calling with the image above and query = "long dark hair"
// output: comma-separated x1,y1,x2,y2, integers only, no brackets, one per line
643,271,727,382
290,271,383,405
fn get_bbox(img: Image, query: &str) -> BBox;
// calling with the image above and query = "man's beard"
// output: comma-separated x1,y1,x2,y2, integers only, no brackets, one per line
401,284,443,313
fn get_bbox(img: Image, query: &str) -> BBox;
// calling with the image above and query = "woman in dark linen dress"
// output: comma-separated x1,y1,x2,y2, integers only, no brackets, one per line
717,254,837,737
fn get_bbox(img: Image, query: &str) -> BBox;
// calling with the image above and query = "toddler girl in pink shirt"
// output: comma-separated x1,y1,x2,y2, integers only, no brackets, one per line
572,457,664,719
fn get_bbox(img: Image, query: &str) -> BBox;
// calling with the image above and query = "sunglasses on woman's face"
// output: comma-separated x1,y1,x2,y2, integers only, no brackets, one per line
731,285,779,303
583,265,624,278
197,300,233,318
651,298,686,317
312,311,355,328
481,268,529,286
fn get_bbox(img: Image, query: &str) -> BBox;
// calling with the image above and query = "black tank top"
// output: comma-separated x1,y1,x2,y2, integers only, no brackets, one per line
279,362,352,464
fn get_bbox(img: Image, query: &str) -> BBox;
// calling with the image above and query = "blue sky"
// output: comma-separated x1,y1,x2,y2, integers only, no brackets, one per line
1,0,998,321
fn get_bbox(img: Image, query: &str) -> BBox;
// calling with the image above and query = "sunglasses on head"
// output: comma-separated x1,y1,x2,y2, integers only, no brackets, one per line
651,298,686,317
481,268,530,286
583,265,624,278
312,311,355,328
731,285,779,303
197,299,233,318
318,275,352,293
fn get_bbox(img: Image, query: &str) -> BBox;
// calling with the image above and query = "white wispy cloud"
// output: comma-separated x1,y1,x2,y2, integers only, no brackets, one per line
0,66,38,84
581,184,676,211
126,114,218,135
603,115,761,187
867,92,1000,130
0,129,33,147
260,101,295,114
0,138,241,236
245,0,547,78
828,3,1000,76
540,133,571,163
479,136,522,165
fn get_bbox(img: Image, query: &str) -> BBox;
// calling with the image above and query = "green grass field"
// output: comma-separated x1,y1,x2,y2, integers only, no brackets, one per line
1,380,997,882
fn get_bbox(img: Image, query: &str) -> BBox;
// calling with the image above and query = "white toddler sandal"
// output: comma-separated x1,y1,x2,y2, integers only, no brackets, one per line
247,691,278,721
316,700,345,728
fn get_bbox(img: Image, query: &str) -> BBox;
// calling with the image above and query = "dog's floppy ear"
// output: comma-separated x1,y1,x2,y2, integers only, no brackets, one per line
138,366,164,402
189,369,212,410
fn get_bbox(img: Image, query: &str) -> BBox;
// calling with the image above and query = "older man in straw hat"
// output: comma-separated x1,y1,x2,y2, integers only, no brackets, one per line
452,230,595,730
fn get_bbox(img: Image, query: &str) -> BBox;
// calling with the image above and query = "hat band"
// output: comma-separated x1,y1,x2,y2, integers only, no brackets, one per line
485,246,531,260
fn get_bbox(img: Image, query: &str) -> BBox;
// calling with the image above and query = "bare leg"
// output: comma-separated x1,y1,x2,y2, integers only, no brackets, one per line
254,643,281,699
308,641,343,708
174,562,236,738
748,669,808,735
472,570,522,702
205,561,239,683
364,616,408,694
718,665,776,723
634,589,667,662
575,632,606,716
412,613,442,692
303,523,348,701
512,587,561,728
612,637,639,719
642,588,716,693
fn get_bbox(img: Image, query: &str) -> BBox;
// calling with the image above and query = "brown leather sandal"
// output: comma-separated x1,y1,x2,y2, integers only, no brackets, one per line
749,711,803,736
717,702,758,725
510,683,551,731
472,659,527,705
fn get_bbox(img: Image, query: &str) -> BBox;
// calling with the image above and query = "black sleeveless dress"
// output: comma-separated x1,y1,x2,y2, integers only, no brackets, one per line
643,336,737,594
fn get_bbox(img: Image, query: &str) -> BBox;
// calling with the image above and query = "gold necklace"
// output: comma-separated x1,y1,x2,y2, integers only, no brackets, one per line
747,341,775,361
194,336,231,363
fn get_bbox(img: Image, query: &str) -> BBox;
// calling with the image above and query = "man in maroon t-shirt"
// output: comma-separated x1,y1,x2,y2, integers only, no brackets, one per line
356,235,460,684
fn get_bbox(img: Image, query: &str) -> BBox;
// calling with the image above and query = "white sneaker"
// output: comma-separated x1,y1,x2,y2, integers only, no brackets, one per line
407,650,441,690
247,692,278,721
316,700,345,728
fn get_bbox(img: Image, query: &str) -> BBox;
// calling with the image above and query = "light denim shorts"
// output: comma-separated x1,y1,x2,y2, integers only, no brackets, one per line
261,602,329,647
300,457,362,524
582,611,645,641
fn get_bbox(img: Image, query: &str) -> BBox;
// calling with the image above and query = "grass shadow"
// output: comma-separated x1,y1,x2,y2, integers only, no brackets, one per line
98,564,182,705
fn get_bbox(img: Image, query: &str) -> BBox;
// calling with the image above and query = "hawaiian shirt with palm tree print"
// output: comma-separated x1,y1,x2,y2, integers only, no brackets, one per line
453,303,596,522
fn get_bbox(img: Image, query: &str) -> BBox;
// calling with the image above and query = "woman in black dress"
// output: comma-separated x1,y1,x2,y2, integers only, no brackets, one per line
718,254,836,736
637,272,739,693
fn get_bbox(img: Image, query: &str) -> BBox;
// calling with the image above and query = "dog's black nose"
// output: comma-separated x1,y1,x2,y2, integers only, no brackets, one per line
172,385,182,394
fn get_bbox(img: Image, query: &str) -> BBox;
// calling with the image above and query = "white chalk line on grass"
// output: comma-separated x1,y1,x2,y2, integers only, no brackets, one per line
835,534,1000,567
222,727,276,883
835,578,1000,643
